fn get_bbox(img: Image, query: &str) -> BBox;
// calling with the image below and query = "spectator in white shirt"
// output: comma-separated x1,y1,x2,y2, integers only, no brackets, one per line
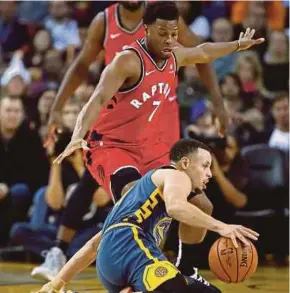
44,1,81,52
269,93,289,151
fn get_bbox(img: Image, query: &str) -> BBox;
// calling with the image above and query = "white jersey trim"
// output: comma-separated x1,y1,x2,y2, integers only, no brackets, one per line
114,4,143,35
118,47,145,94
103,9,109,48
137,38,168,72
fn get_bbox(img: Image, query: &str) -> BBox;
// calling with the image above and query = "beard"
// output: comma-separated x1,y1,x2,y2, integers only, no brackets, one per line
121,1,144,11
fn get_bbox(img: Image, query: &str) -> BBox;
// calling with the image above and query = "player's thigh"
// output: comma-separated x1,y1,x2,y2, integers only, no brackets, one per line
86,147,141,202
127,228,180,292
97,268,123,293
141,146,170,174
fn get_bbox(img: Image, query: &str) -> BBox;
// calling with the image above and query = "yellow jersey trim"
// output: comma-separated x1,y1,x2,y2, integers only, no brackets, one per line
102,223,141,237
132,226,158,263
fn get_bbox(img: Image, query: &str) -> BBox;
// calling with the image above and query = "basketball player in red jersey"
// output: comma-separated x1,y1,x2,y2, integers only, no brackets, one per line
34,0,227,284
39,2,264,292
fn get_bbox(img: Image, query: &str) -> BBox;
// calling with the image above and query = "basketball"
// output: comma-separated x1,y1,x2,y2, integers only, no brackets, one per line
209,237,258,283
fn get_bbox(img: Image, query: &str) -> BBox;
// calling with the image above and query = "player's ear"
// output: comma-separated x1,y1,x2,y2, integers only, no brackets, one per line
180,157,189,170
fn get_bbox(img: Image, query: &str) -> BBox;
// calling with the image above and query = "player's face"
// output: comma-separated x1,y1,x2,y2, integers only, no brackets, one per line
183,149,212,192
121,1,144,11
145,19,178,60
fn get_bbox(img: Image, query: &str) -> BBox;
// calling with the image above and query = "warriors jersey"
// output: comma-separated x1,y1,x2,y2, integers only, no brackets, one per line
87,38,177,146
103,3,145,65
102,169,172,246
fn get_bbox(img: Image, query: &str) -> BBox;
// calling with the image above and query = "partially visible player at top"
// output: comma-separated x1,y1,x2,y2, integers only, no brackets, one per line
37,139,259,293
32,0,227,283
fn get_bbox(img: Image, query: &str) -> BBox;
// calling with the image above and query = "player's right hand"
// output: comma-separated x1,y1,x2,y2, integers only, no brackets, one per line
44,111,63,149
33,282,64,293
54,138,89,165
217,224,259,248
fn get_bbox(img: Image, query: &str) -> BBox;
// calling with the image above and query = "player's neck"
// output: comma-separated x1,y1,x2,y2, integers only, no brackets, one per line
119,4,144,24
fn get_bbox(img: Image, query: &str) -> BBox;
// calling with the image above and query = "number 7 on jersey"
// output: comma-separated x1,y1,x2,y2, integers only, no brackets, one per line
148,101,161,122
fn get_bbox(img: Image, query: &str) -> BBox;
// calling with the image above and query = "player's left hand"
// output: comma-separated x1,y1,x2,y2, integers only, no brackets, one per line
213,107,229,137
54,138,89,165
237,28,265,51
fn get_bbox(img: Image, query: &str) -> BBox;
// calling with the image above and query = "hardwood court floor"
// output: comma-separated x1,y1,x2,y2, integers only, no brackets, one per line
0,262,288,293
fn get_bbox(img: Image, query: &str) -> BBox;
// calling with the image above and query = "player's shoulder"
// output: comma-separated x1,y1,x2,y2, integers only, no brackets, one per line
88,11,105,34
152,168,191,189
112,49,141,71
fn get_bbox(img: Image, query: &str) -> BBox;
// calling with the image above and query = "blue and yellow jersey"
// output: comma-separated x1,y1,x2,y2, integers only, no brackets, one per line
102,169,172,246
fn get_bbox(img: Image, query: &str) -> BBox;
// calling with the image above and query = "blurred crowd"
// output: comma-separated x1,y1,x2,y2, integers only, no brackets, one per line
0,1,288,267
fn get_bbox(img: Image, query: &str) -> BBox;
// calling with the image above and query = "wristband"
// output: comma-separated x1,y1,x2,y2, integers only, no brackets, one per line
236,40,241,51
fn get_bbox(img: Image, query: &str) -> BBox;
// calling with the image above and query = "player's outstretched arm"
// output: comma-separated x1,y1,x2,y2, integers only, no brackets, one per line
45,13,105,147
53,51,139,164
161,170,259,248
174,28,264,66
36,232,102,292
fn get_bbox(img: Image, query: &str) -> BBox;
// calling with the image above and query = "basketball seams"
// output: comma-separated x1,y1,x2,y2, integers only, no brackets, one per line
242,241,254,282
217,238,231,283
234,239,239,283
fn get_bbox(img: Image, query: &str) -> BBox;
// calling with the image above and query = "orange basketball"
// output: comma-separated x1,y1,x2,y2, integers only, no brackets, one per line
208,237,258,283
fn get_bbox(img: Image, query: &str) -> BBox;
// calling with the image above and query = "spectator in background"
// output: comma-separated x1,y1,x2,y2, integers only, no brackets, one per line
263,31,289,95
268,94,289,152
177,66,208,128
0,96,49,245
1,53,31,98
231,1,286,31
10,99,110,262
235,51,269,101
37,89,57,141
232,2,268,58
210,18,238,80
74,83,94,105
45,1,81,52
177,66,208,108
185,99,216,139
18,1,49,24
0,1,30,64
176,1,210,41
29,29,52,69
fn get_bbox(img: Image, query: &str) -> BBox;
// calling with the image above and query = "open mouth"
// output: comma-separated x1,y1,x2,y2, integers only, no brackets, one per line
162,48,172,53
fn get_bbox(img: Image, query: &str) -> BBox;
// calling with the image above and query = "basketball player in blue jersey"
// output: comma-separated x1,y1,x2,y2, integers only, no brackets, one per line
38,139,258,293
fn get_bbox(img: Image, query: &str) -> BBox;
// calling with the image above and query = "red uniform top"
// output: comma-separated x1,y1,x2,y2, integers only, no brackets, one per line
103,3,145,65
87,38,177,147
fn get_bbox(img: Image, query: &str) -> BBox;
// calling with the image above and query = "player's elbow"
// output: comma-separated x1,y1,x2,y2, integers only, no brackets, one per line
197,44,214,63
166,203,181,219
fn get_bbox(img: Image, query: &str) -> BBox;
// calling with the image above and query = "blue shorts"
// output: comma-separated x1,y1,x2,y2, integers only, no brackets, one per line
96,224,179,293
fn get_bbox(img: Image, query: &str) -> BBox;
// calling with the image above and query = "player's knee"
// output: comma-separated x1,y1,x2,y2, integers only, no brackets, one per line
203,198,213,215
190,193,213,215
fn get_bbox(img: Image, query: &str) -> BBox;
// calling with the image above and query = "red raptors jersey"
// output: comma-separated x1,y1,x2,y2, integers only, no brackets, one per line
88,38,177,146
103,3,145,65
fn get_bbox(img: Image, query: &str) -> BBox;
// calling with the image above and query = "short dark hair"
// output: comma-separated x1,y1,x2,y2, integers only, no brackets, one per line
170,139,211,162
219,73,243,94
272,92,289,106
143,1,179,25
